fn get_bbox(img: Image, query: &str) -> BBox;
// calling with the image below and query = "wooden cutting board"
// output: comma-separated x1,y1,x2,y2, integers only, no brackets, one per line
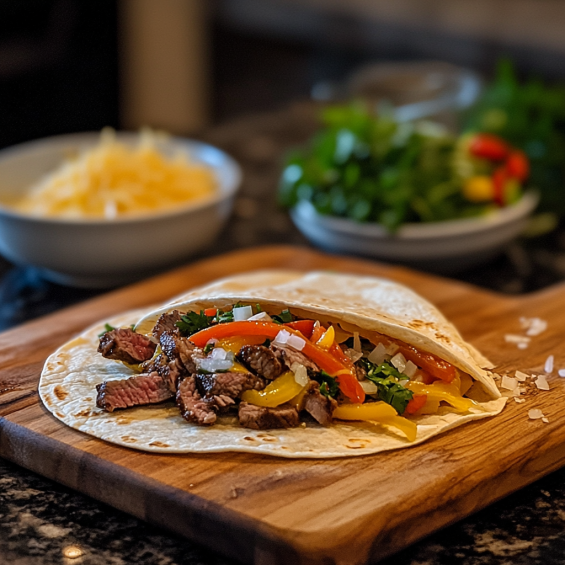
2,245,565,565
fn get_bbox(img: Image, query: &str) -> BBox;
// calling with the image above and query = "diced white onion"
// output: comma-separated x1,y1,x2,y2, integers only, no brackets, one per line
290,362,309,386
359,380,378,395
345,348,363,363
398,379,409,387
385,343,399,356
403,360,418,378
210,347,227,360
528,408,544,420
390,352,407,373
233,305,253,321
287,334,306,351
273,329,291,345
544,355,554,374
368,343,387,365
248,311,272,322
353,332,361,352
197,357,234,373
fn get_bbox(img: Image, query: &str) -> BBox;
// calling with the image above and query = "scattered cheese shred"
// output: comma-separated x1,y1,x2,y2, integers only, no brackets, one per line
528,409,545,420
501,376,518,390
515,370,529,382
542,417,550,424
544,355,555,374
535,375,550,391
519,317,548,337
505,334,531,347
15,128,217,219
514,398,526,404
559,369,565,378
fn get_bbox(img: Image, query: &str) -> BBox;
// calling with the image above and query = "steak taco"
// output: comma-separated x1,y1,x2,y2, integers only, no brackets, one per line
39,271,506,458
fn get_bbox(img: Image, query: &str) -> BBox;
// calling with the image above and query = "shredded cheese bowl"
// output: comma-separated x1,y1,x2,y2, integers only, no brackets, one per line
0,131,241,287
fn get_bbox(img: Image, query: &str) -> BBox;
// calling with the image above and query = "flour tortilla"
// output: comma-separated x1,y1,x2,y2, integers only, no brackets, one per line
39,271,506,458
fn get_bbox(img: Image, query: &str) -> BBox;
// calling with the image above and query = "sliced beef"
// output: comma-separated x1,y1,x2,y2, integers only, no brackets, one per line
237,345,283,380
159,331,204,374
152,310,182,339
302,381,338,426
197,371,266,399
176,375,217,425
238,402,300,430
98,328,156,364
271,343,319,372
96,372,173,412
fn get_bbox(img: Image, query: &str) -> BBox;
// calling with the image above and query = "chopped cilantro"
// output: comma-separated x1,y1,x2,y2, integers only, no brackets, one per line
175,310,214,336
203,342,215,354
272,309,294,324
216,309,234,323
316,370,339,398
358,358,414,414
98,323,116,338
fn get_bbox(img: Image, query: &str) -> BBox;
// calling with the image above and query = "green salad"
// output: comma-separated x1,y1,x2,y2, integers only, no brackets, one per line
279,103,529,232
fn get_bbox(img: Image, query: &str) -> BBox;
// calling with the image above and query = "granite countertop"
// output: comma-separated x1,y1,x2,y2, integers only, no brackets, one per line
2,103,565,564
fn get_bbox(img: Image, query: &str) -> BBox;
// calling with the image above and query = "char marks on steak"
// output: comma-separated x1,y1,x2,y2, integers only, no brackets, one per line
302,381,337,426
98,328,156,364
197,371,266,399
271,343,319,372
238,402,300,430
176,375,217,425
153,310,182,339
96,372,173,412
238,345,283,380
159,331,205,375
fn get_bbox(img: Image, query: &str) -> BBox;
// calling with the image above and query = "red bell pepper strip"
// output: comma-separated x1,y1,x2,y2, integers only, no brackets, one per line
404,394,427,415
393,342,456,383
284,319,315,339
189,321,365,403
469,133,509,161
204,308,217,317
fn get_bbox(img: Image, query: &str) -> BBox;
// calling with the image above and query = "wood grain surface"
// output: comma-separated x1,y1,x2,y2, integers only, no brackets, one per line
1,245,565,565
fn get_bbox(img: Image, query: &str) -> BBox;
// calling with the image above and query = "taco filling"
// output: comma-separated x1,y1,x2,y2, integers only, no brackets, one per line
95,304,483,442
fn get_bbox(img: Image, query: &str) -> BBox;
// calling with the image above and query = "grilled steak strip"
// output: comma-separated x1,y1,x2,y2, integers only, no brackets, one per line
98,328,156,364
153,310,182,339
96,372,173,412
271,343,319,372
159,331,204,375
197,372,266,398
238,402,300,430
302,381,338,426
176,375,217,425
238,345,283,380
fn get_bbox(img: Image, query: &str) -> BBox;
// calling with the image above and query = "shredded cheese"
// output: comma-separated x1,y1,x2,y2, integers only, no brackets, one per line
15,128,217,219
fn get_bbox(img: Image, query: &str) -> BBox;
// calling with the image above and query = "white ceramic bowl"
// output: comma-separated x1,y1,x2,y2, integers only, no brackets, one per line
0,132,241,287
291,192,539,272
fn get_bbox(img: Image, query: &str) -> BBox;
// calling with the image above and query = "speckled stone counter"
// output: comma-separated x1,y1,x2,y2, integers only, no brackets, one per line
3,103,565,564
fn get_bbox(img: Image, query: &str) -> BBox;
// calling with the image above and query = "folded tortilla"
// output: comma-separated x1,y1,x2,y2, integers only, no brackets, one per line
39,270,506,458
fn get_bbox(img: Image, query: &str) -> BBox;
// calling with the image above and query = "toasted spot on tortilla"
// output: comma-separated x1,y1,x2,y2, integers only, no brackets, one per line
410,320,436,330
346,444,366,449
73,410,93,418
84,397,93,402
54,385,68,400
43,394,52,406
243,436,257,441
149,441,170,448
121,436,137,443
55,412,65,418
435,332,451,343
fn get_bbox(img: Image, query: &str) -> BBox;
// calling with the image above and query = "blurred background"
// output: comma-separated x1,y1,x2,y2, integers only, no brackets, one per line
2,0,565,144
2,0,565,327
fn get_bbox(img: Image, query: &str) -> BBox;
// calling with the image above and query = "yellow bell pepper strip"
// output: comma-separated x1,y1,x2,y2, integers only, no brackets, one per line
333,402,417,442
241,370,305,407
316,325,335,349
405,381,475,412
189,321,366,403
